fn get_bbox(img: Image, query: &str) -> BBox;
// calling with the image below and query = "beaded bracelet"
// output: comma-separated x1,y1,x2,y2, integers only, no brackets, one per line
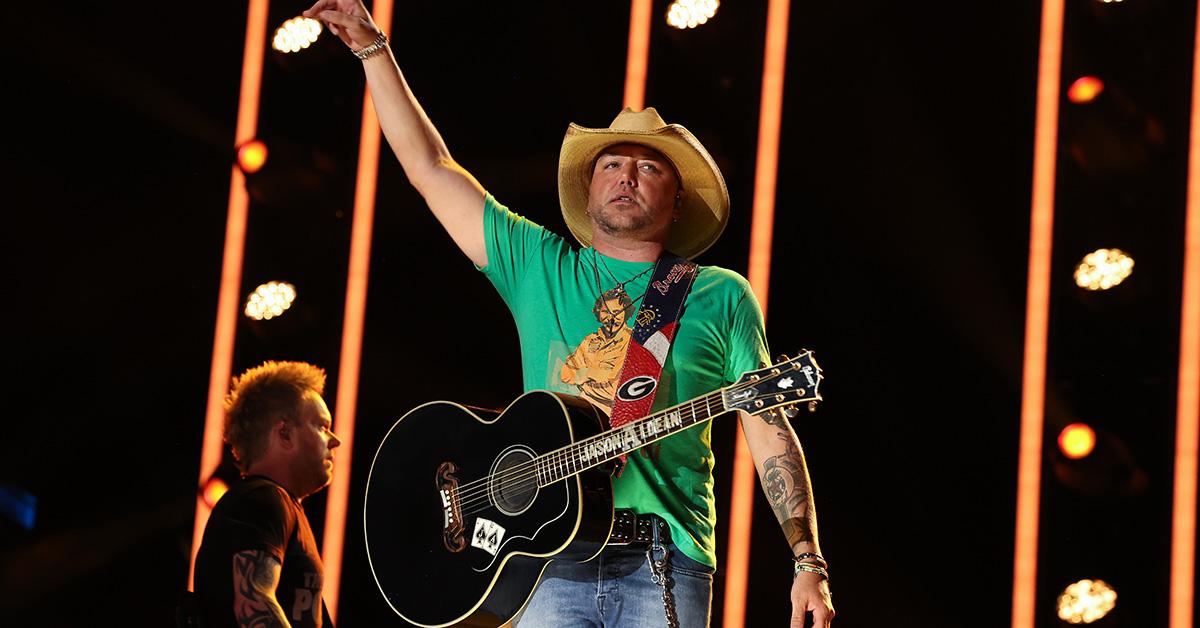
794,562,830,580
793,552,828,569
353,32,389,60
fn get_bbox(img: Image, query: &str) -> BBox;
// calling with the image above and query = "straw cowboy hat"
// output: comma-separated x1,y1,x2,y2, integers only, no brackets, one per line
557,107,730,260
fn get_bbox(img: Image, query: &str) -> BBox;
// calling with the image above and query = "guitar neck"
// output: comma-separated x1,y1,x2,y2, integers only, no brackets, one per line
535,389,730,486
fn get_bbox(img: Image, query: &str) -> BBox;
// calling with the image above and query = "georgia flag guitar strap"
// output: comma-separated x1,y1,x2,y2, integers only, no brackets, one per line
609,253,699,467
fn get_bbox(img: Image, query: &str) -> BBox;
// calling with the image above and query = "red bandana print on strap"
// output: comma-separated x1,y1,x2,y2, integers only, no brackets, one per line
609,255,699,467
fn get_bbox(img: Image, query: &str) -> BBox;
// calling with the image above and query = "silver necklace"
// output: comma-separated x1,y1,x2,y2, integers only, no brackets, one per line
591,252,653,315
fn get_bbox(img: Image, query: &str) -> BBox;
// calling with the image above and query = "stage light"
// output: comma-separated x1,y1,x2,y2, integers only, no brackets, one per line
0,484,37,531
244,281,297,321
237,140,268,174
201,477,229,509
1068,76,1105,104
1058,423,1096,459
1074,248,1134,290
1057,579,1117,623
1096,0,1123,3
667,0,719,29
272,16,322,53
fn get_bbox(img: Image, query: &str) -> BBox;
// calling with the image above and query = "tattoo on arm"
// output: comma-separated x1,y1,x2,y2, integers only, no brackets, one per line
756,408,787,427
233,550,290,628
760,431,817,549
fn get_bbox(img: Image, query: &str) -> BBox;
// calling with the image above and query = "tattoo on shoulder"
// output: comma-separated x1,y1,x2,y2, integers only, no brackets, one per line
761,432,816,547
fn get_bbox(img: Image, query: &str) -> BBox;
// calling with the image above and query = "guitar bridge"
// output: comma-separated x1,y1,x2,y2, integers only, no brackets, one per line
437,461,465,553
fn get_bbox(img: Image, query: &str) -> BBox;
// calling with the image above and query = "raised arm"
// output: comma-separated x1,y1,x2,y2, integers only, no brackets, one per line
232,550,290,628
305,0,488,266
739,410,836,628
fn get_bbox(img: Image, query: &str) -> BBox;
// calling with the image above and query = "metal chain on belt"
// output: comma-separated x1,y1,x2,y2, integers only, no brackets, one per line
647,545,679,628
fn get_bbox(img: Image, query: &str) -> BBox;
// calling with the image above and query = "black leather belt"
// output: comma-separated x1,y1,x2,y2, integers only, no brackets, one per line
607,509,671,546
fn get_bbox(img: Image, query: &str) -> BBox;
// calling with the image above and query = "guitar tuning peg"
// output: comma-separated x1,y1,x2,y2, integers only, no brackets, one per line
777,353,790,362
808,401,819,413
781,405,799,418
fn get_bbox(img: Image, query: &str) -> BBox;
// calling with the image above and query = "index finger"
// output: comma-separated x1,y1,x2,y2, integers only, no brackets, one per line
303,0,338,18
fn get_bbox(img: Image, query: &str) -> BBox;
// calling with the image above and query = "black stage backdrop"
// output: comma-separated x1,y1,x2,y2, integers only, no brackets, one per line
3,1,1195,626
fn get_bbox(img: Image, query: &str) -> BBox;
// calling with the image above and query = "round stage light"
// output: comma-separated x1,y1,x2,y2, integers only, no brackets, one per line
244,281,297,321
1057,579,1116,623
272,16,323,53
1058,423,1097,460
1074,248,1134,290
201,477,229,509
237,140,268,174
1068,76,1105,104
667,0,720,29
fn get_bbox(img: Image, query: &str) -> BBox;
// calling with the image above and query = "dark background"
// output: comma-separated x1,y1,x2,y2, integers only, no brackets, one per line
2,1,1196,626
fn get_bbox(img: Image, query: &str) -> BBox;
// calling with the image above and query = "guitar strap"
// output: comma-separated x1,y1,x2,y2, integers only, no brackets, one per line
608,252,699,469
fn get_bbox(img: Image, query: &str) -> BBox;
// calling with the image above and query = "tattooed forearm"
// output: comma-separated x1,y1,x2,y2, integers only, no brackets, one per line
760,431,818,550
757,408,788,427
233,551,289,628
781,516,814,546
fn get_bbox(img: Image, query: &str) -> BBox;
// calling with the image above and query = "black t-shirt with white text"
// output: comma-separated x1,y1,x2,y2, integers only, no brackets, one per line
194,476,326,627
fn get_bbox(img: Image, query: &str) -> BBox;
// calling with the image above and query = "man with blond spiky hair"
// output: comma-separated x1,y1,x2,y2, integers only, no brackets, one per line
194,361,342,628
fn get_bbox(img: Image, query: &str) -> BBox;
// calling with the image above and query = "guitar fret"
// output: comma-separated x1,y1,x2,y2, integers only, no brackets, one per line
534,369,812,488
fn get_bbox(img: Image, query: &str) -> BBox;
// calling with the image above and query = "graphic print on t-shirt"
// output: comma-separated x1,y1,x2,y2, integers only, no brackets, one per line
557,288,662,461
559,288,634,412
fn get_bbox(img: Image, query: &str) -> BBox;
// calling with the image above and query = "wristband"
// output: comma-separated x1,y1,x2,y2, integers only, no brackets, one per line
353,32,389,60
793,552,828,569
794,562,829,580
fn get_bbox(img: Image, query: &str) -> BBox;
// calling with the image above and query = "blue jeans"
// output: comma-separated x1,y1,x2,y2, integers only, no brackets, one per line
511,539,714,628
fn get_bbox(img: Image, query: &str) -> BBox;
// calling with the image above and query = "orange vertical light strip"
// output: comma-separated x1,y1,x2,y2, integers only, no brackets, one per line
722,1,790,628
623,0,652,110
188,0,270,591
1169,4,1200,626
320,0,393,621
1011,0,1065,626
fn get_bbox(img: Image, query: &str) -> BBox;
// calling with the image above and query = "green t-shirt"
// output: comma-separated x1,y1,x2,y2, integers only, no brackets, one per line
478,194,769,568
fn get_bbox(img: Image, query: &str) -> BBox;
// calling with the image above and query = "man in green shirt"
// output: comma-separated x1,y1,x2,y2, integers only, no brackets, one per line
307,2,835,626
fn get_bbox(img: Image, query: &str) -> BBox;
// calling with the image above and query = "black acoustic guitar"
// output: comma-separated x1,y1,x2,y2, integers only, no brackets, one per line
363,351,823,627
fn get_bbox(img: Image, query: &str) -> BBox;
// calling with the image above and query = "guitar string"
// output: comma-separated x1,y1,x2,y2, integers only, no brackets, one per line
449,373,810,515
450,377,786,515
451,392,725,514
455,400,711,518
448,367,815,515
448,393,710,516
451,372,811,516
450,389,720,497
451,388,724,499
457,391,722,517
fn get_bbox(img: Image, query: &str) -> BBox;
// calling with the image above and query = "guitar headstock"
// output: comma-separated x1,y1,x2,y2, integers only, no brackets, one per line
723,350,823,418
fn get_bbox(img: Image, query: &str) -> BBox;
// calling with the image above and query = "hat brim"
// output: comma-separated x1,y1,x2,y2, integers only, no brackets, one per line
557,123,729,260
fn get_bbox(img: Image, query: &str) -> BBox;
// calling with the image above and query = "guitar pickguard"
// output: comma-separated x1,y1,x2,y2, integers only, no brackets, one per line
472,481,570,573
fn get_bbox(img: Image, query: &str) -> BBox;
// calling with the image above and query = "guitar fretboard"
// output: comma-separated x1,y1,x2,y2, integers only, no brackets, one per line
534,389,731,486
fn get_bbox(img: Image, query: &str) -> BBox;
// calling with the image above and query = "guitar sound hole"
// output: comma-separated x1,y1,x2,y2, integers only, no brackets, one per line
489,446,538,516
